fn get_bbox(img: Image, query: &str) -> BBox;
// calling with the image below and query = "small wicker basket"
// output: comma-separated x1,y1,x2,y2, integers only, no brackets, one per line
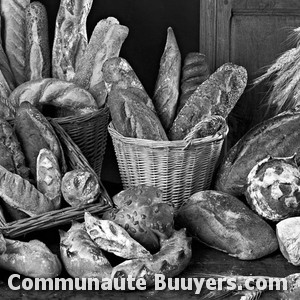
53,106,110,178
108,116,228,211
0,120,114,238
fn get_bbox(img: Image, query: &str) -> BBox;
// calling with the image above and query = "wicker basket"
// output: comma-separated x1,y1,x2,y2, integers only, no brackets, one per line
0,120,114,238
108,116,228,211
53,106,110,178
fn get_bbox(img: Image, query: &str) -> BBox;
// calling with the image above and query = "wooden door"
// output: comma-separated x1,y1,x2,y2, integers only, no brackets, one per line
199,0,300,148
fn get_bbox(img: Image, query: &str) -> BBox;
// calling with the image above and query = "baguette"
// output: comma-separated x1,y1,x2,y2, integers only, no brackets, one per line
0,165,55,218
168,63,247,140
8,78,98,117
52,0,93,81
153,27,181,131
25,2,50,81
74,17,129,107
0,0,30,86
14,102,63,180
37,148,62,210
0,238,61,278
108,87,168,140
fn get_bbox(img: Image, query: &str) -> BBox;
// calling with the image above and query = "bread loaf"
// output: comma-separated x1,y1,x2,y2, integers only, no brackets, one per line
60,221,112,279
177,52,210,112
85,212,152,259
0,238,61,278
153,27,181,131
25,2,50,81
176,190,278,260
215,110,300,196
0,165,55,218
37,148,62,210
52,0,93,81
14,101,63,180
0,117,30,180
0,0,30,86
61,169,100,207
108,87,168,140
169,63,247,140
102,57,155,111
8,78,98,117
74,17,129,107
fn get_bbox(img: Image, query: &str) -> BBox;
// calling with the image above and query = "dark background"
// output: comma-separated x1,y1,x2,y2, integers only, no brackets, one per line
35,0,200,187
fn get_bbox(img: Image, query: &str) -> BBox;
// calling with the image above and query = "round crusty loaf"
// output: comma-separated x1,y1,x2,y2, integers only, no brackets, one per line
7,78,98,117
61,170,100,207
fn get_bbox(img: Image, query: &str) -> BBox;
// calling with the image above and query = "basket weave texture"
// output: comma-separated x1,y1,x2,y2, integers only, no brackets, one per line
53,106,110,178
108,117,228,211
0,120,113,238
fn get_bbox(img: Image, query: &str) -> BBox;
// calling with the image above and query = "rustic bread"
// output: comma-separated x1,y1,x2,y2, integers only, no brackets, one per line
108,87,168,141
0,165,55,219
60,221,112,279
153,27,181,131
8,78,98,117
0,0,30,86
102,57,155,111
177,52,210,112
37,148,62,210
14,102,63,180
25,2,50,81
0,117,30,180
61,170,100,207
0,238,61,278
74,17,129,107
176,190,278,260
169,63,247,140
52,0,93,81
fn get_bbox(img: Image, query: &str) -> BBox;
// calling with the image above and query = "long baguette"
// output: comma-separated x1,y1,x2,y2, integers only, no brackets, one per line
52,0,93,81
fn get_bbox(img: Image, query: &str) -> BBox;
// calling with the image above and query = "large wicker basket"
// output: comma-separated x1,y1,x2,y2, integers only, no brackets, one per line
0,120,114,238
53,106,110,178
108,116,228,211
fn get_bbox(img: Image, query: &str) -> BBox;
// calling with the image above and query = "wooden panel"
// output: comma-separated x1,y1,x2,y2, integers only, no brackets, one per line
200,0,300,148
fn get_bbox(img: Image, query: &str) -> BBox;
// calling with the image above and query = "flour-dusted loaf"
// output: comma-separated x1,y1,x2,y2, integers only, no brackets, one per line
169,63,247,140
0,238,61,278
177,52,210,113
108,87,168,141
0,165,55,218
52,0,93,81
176,190,278,260
0,0,30,86
8,78,98,117
102,57,155,111
25,2,50,81
14,102,63,180
37,148,62,210
153,27,181,131
74,17,129,107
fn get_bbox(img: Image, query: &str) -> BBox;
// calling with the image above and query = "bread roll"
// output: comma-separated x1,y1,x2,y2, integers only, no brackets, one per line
61,169,100,207
108,87,168,141
8,78,98,117
14,101,63,180
52,0,93,81
0,238,61,278
0,0,30,86
102,57,155,111
0,165,55,218
37,148,62,210
25,2,50,81
153,27,181,131
74,17,129,107
169,63,247,140
177,52,210,112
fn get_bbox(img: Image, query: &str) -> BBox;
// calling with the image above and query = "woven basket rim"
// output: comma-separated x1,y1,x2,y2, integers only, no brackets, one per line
108,118,228,149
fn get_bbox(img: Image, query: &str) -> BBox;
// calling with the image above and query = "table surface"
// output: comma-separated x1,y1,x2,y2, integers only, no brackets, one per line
0,235,299,300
